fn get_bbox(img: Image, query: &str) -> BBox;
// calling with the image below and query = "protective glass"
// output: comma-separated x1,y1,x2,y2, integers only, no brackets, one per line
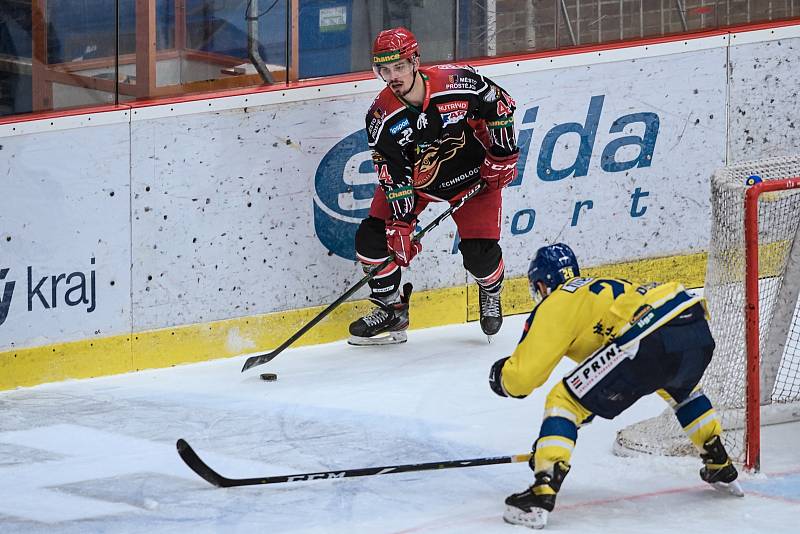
372,59,414,81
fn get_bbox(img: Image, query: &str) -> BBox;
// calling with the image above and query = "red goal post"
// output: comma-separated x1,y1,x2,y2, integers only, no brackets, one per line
743,175,800,470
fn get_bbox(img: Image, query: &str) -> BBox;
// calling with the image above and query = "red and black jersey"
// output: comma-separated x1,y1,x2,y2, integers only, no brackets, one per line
365,64,517,221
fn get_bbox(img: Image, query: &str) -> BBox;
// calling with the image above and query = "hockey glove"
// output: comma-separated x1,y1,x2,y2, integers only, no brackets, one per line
386,219,421,267
489,357,511,397
480,150,519,190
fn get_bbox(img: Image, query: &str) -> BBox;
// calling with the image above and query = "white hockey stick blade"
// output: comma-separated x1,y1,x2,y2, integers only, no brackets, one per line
503,505,548,529
348,331,408,346
710,479,745,497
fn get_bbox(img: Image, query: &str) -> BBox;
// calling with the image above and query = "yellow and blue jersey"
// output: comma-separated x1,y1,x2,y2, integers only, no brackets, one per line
501,277,704,399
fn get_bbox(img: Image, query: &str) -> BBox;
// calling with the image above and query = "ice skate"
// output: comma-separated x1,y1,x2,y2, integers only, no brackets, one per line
348,284,412,346
503,461,570,529
700,436,744,497
478,285,503,341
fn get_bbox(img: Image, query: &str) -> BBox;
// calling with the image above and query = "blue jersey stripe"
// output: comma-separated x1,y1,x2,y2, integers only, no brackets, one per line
675,394,714,428
539,416,578,442
615,291,696,346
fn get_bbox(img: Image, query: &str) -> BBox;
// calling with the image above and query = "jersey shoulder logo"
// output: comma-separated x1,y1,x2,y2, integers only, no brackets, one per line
366,105,387,140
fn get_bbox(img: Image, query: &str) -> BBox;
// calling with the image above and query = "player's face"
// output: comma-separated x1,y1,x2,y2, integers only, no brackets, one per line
374,58,416,96
530,280,546,305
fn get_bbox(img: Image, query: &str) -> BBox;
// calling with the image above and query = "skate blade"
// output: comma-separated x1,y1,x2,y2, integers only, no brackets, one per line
710,479,745,497
348,331,408,346
503,506,548,529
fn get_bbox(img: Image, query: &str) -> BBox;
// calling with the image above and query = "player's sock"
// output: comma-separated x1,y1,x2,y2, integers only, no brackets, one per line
503,461,570,529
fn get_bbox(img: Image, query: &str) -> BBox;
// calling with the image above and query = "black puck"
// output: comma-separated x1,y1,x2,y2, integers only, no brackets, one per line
259,373,278,382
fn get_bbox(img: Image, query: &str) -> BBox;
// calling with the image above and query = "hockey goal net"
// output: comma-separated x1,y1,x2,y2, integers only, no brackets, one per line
614,155,800,471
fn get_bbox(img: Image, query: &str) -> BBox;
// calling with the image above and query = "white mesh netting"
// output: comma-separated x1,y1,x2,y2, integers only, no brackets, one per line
614,155,800,465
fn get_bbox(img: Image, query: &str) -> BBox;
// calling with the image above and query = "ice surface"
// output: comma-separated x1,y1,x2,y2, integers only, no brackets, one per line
1,315,798,533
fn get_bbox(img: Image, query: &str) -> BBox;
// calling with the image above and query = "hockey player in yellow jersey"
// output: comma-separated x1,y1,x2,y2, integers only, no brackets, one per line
489,243,743,529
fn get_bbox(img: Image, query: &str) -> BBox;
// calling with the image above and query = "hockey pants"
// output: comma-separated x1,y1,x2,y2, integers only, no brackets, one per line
532,304,723,474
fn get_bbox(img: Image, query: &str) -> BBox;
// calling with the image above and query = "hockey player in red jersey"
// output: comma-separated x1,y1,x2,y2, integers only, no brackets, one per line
349,27,519,346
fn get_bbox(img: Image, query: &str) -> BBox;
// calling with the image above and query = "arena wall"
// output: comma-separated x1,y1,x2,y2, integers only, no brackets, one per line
1,23,798,389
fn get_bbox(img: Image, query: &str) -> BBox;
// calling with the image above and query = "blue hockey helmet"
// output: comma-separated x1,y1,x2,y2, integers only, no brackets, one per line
527,243,580,303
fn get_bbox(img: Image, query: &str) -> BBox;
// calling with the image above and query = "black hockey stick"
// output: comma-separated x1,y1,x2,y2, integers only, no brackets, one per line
241,180,487,372
176,438,530,488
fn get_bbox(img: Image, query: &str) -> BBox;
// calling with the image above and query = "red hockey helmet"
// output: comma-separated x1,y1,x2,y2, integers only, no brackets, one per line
372,27,419,66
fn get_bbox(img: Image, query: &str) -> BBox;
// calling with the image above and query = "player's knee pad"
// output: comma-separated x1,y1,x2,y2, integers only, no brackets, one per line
354,217,401,297
458,238,502,278
355,216,388,260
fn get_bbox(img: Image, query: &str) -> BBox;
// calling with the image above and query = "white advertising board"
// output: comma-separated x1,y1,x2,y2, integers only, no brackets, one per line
0,123,132,350
728,33,800,162
491,47,727,278
130,96,378,330
128,47,727,329
2,25,798,349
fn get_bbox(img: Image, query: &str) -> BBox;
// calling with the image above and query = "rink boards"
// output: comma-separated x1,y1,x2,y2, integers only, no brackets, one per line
0,23,799,389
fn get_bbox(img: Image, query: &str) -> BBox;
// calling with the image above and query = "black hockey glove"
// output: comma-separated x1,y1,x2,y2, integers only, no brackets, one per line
489,357,510,397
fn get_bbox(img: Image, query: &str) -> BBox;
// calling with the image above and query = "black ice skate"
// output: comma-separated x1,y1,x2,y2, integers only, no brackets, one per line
700,436,744,496
348,283,412,346
478,285,503,340
504,461,570,530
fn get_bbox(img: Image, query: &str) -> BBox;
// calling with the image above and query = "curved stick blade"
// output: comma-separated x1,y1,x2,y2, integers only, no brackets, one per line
176,438,231,487
241,351,276,372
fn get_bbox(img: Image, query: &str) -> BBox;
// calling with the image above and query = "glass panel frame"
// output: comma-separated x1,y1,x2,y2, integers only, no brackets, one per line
0,0,798,120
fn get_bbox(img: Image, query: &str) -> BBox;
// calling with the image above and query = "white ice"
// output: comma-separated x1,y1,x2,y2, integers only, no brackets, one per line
1,314,798,533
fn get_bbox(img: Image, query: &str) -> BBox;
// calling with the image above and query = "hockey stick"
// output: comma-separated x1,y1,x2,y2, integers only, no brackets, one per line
176,438,530,488
241,180,487,372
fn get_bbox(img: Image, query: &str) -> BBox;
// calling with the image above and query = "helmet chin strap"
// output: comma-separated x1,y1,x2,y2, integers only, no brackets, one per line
401,68,419,97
